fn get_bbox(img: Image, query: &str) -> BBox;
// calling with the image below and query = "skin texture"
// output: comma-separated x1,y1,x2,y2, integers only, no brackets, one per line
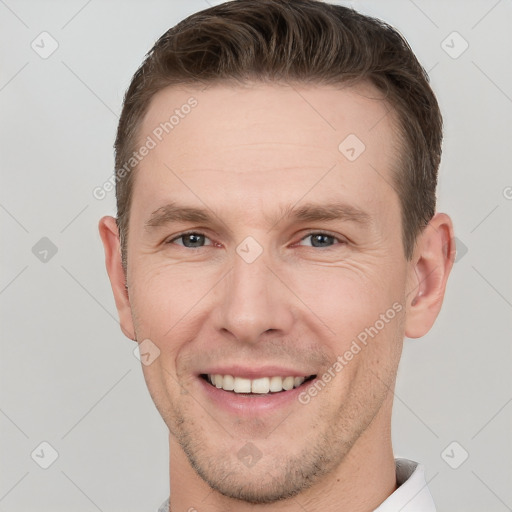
99,82,455,512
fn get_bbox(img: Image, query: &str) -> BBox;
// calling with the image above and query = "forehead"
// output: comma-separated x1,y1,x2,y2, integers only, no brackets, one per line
133,81,401,223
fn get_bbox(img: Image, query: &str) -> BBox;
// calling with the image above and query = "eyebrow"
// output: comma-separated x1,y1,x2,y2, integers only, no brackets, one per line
144,200,371,231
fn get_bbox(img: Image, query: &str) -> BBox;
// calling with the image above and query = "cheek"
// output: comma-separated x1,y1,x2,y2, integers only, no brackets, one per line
129,249,406,355
289,262,405,341
129,263,217,341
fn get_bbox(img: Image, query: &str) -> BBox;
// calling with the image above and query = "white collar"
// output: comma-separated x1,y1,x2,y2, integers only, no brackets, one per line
373,458,436,511
157,458,436,512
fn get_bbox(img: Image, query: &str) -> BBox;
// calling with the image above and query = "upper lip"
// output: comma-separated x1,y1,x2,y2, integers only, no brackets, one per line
199,365,316,379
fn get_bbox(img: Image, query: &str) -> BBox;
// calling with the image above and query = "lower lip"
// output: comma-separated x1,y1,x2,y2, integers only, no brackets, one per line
198,376,314,416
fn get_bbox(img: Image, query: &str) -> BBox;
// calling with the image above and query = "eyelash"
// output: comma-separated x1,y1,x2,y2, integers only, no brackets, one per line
167,231,347,249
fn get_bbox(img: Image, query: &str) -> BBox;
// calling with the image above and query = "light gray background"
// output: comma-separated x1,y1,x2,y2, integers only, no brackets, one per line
1,0,511,511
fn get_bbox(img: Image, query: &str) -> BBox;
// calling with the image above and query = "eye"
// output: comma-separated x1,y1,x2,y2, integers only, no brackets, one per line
168,232,213,248
297,232,345,248
167,231,344,249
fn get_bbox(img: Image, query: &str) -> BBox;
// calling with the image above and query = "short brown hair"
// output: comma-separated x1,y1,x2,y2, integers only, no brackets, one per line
114,0,442,272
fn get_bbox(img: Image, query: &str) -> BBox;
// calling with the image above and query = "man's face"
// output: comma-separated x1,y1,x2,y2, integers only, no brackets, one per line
124,82,411,502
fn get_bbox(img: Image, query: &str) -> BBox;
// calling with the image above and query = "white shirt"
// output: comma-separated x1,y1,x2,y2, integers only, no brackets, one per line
374,459,436,511
156,458,436,512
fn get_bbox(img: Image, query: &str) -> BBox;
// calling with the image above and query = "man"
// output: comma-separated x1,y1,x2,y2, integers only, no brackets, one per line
99,1,455,510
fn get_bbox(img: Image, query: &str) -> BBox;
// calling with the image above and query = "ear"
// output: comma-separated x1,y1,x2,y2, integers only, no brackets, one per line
98,216,136,341
405,213,456,339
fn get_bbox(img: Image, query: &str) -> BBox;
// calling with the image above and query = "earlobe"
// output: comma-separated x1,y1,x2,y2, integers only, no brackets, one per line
98,216,136,341
404,213,456,339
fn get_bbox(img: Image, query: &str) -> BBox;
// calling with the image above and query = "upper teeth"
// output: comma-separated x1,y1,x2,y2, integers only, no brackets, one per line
207,374,310,394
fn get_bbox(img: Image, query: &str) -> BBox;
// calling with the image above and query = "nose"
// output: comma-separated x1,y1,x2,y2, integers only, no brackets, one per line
213,249,295,344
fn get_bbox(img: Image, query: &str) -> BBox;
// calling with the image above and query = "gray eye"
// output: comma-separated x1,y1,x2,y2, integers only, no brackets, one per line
303,233,337,248
176,233,208,248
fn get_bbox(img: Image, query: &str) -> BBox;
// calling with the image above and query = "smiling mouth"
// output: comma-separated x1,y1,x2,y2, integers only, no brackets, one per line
200,374,316,395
